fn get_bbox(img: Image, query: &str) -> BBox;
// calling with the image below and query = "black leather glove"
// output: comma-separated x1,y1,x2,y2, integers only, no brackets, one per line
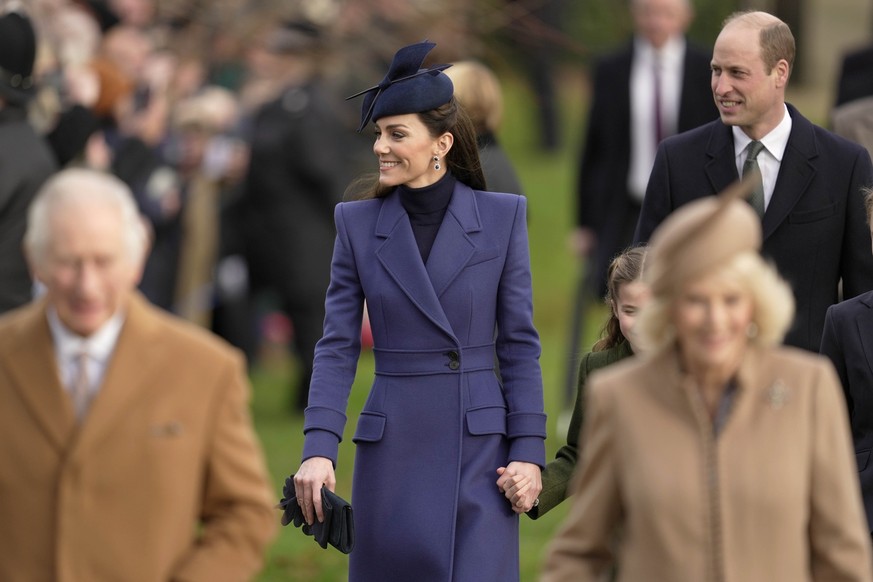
277,475,355,554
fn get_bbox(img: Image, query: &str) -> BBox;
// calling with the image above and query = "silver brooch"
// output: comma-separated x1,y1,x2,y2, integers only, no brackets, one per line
766,380,789,409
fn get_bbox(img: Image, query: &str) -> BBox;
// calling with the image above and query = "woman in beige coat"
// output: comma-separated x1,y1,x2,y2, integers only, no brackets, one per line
540,181,873,582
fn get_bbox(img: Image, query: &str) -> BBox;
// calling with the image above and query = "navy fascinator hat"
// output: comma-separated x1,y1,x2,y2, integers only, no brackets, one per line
347,41,453,132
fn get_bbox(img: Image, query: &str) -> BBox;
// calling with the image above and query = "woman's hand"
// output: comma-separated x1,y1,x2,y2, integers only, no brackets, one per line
496,462,542,514
293,457,335,525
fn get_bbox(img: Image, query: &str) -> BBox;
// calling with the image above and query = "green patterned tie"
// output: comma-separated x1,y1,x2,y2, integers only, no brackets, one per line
743,140,766,218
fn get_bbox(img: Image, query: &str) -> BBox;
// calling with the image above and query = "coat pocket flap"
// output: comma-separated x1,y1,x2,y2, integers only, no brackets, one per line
788,203,836,224
466,406,507,436
352,412,387,443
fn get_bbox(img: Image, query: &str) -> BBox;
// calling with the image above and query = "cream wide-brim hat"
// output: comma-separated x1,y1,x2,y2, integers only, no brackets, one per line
644,176,762,297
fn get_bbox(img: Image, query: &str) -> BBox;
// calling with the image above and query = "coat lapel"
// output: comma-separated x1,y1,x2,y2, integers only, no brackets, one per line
375,192,455,339
426,182,480,297
70,294,167,457
857,294,873,381
703,123,740,195
762,104,816,240
2,300,76,450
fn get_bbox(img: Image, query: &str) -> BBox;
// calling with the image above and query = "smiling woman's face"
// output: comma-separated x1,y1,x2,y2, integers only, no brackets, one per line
673,267,754,377
372,113,445,189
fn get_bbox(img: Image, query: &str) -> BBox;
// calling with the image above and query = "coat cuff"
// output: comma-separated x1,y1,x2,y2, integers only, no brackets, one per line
302,405,346,465
303,405,346,438
508,436,547,469
506,411,547,439
302,429,340,466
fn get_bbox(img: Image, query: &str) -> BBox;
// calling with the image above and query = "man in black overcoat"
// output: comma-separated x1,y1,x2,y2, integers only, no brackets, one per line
635,11,873,352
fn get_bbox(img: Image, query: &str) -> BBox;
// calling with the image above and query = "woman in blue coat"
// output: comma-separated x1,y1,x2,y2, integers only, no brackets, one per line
291,41,546,581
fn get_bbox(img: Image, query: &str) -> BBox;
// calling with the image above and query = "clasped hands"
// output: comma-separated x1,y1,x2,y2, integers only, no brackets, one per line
496,461,542,514
297,457,541,519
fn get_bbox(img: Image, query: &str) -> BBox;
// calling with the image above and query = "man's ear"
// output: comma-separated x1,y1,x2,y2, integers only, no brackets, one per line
132,215,153,285
774,59,791,87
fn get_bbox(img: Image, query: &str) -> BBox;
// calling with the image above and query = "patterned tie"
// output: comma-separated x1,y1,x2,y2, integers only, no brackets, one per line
743,140,766,218
72,351,91,421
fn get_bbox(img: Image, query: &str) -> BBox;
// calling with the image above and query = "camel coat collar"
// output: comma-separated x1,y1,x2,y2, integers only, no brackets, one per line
2,293,168,455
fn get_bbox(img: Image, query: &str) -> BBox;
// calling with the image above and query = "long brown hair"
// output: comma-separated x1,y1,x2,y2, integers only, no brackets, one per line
346,97,486,200
592,245,648,352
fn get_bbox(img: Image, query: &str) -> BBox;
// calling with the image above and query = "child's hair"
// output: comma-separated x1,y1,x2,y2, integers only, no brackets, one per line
592,245,648,352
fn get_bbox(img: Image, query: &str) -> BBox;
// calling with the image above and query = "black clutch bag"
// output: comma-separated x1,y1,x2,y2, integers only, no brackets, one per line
276,475,355,554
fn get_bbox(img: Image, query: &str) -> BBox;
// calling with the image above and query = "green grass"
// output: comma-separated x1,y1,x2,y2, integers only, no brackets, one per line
251,66,608,581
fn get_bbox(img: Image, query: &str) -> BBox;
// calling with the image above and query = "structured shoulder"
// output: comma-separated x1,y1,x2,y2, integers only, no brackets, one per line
811,119,867,152
473,189,524,206
0,302,43,351
334,197,382,226
336,197,382,215
134,300,245,368
765,345,834,370
829,291,873,318
585,351,651,395
662,119,723,150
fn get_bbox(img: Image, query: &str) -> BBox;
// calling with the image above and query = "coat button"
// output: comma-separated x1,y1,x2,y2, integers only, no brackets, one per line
446,350,460,370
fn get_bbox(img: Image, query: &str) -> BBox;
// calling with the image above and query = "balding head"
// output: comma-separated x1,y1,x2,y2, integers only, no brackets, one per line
722,10,795,75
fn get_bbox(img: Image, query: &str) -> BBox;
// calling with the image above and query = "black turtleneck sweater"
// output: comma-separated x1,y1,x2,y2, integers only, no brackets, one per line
398,172,456,264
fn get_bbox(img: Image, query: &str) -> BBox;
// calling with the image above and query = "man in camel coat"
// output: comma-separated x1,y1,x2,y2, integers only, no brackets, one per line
0,168,277,581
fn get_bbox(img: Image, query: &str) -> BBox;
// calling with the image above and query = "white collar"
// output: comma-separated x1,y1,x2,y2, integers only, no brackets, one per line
732,103,793,161
634,35,686,67
47,307,126,364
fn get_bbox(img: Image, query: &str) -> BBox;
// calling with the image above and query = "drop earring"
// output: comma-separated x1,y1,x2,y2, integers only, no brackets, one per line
433,156,441,171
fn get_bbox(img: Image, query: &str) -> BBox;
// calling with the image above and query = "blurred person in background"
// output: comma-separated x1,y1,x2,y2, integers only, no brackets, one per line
502,0,564,152
572,0,716,297
834,40,873,109
28,0,102,165
0,167,276,581
444,59,525,196
240,19,350,411
167,85,246,328
0,9,58,313
542,182,872,582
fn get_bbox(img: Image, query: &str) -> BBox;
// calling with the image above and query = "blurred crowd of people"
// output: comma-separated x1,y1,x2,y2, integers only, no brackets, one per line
6,0,503,411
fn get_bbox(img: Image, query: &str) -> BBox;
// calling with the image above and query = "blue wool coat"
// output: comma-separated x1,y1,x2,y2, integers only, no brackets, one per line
302,182,547,582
